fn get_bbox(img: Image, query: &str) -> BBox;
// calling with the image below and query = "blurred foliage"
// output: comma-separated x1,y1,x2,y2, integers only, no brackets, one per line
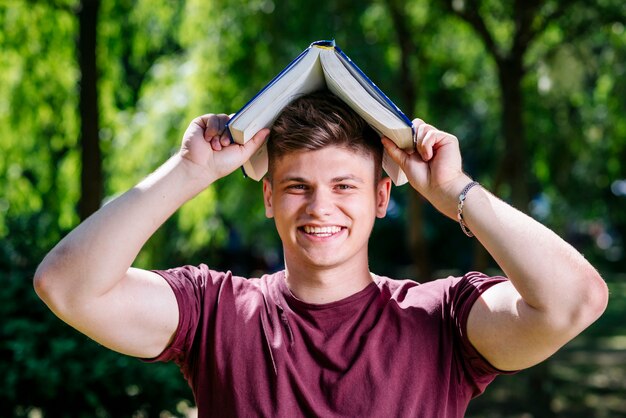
1,0,625,416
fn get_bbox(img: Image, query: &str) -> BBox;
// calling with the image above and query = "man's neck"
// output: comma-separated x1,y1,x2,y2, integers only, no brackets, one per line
283,261,374,305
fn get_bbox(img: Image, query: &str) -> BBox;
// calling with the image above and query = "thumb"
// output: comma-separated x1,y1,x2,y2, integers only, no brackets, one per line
239,128,270,160
381,137,410,170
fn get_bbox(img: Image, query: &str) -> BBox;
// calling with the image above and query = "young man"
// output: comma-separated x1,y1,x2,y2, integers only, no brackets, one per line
35,91,608,417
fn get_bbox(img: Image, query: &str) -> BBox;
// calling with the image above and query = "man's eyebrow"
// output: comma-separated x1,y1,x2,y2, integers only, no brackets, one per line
278,176,308,184
332,175,365,183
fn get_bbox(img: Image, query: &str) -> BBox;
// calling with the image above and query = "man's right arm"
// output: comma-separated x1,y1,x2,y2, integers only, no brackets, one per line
34,114,269,358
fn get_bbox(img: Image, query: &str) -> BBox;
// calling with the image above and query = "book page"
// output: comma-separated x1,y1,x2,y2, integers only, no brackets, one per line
241,55,326,180
335,52,409,124
230,47,323,144
319,50,413,149
242,56,325,142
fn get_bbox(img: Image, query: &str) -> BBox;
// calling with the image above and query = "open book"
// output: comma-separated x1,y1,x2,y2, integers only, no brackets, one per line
227,40,415,185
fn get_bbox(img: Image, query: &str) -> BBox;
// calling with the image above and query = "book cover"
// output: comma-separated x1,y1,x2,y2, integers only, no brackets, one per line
227,40,415,185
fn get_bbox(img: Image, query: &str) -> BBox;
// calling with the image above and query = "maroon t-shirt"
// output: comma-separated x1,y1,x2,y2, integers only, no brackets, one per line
148,266,508,417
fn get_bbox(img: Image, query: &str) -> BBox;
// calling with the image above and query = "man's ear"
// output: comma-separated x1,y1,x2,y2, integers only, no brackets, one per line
375,177,392,218
262,178,274,218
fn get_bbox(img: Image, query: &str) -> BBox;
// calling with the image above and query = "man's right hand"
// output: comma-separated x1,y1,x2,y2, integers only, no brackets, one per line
179,114,269,182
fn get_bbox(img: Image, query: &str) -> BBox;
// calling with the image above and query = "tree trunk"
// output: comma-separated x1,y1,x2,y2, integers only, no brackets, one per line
78,0,102,220
385,0,432,280
474,55,528,272
494,55,529,211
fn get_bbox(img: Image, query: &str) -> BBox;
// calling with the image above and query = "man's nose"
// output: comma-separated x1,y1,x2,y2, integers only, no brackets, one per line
305,189,333,217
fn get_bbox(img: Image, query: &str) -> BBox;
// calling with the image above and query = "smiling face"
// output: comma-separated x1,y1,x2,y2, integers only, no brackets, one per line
263,145,391,273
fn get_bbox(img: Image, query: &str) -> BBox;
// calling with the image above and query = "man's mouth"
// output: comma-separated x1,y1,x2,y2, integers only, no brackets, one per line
300,225,343,237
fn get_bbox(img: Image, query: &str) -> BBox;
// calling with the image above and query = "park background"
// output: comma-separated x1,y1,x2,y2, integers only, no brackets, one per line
1,0,626,416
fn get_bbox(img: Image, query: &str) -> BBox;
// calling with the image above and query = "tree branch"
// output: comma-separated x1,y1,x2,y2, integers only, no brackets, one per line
526,0,626,54
384,0,419,110
513,0,543,56
440,0,501,60
526,0,570,43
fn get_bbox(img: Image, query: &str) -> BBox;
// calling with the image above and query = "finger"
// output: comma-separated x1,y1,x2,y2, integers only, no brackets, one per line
412,118,425,130
413,119,426,138
418,130,438,161
239,128,270,160
220,122,234,144
416,121,442,149
210,136,223,151
381,137,409,169
202,113,230,140
416,122,436,143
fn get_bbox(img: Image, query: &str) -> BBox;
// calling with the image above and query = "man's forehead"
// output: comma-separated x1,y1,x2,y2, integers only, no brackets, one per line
274,145,375,165
273,145,373,170
277,174,366,184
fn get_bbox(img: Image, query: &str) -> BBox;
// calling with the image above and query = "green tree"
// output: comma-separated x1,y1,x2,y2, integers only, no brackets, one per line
2,0,624,415
1,1,192,416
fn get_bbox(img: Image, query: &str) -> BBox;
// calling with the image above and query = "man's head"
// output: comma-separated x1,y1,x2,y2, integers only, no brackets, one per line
267,90,384,182
262,90,391,273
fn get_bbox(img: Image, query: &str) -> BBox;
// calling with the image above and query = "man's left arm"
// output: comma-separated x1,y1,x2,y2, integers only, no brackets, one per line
382,121,609,372
453,183,607,371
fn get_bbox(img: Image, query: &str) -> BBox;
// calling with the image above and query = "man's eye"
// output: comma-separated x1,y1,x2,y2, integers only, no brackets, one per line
287,184,307,190
336,184,355,190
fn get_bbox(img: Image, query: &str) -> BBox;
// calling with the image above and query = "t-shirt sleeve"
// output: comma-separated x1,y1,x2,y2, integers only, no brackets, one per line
142,264,224,368
447,271,517,396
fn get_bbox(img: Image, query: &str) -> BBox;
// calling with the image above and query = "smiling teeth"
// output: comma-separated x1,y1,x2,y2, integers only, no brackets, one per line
303,226,342,235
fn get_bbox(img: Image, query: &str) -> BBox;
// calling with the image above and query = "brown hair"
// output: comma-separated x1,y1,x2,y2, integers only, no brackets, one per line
267,90,383,181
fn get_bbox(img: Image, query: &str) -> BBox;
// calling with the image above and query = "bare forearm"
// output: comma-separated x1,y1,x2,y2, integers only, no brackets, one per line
458,185,606,316
35,155,213,301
